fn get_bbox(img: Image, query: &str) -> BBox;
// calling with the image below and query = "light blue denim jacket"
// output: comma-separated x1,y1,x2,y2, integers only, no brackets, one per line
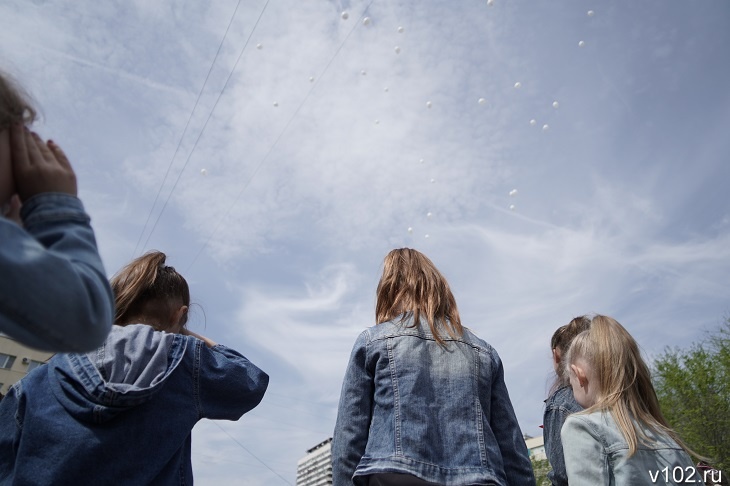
332,317,535,486
543,385,583,486
561,411,702,485
0,324,269,485
0,193,113,351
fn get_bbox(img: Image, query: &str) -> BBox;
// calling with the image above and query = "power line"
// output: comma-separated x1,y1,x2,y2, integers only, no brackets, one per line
186,0,376,272
131,0,246,258
212,421,294,486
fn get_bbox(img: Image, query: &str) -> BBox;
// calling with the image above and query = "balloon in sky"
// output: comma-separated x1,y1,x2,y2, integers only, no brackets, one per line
514,82,522,89
430,178,435,183
273,101,279,107
425,234,430,239
384,87,389,92
552,101,559,109
408,227,413,234
341,11,349,20
309,76,314,82
578,40,585,47
395,46,401,54
398,26,404,33
509,204,515,211
587,10,595,16
419,158,424,164
427,212,433,219
426,101,432,108
361,70,367,75
362,17,371,25
542,124,549,131
256,43,262,50
478,98,487,105
200,169,207,176
509,189,518,197
487,0,495,6
530,119,537,126
375,119,380,125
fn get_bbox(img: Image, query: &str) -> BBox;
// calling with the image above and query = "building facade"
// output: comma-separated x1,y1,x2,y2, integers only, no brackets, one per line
0,334,54,396
296,437,333,486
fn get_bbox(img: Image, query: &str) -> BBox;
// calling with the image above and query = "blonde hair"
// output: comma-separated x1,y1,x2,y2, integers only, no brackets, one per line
110,251,190,331
566,315,698,458
549,315,592,392
375,248,462,345
0,71,37,129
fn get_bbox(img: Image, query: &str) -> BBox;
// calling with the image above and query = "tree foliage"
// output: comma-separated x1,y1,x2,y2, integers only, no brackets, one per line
531,457,551,486
653,319,730,472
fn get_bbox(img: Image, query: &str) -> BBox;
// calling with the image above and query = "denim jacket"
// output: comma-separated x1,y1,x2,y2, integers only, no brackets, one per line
0,193,113,351
332,317,535,486
543,385,583,486
561,411,702,486
0,324,269,485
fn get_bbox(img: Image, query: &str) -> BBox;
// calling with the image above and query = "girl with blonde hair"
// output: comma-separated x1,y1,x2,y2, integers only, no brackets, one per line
333,248,535,486
562,315,701,485
0,251,269,484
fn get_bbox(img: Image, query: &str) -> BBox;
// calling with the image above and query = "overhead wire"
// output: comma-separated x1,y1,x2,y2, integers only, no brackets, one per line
185,0,377,272
136,0,271,255
131,0,246,258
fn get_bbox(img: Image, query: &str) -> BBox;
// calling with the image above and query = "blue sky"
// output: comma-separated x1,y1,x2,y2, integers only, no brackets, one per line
2,0,729,483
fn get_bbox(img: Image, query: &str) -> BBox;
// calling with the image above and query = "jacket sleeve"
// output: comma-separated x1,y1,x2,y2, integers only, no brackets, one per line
543,393,574,486
332,331,373,486
561,415,608,486
0,194,113,352
488,352,537,486
194,341,269,420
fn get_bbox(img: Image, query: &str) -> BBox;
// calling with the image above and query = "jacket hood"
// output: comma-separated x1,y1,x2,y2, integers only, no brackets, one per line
48,324,187,423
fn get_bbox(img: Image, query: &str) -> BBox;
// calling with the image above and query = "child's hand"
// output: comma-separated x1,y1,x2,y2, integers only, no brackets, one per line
1,194,23,226
10,124,78,201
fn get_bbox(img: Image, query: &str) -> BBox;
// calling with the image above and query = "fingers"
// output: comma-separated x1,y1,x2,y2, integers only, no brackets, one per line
10,127,78,199
47,140,73,170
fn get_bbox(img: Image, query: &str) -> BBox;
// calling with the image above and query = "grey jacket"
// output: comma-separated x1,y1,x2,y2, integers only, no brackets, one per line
561,410,702,485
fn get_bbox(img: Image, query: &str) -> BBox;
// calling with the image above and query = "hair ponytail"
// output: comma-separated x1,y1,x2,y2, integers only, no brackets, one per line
111,251,190,331
549,316,592,392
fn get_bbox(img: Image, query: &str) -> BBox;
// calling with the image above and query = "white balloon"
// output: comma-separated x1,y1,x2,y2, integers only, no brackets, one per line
341,11,349,20
426,101,432,108
394,46,401,54
509,204,515,211
309,76,315,82
425,234,430,239
542,124,549,131
273,101,279,107
361,70,367,76
375,119,380,125
587,10,595,16
419,158,424,164
200,169,208,176
430,178,435,183
478,97,487,105
552,101,559,109
407,227,413,234
487,0,494,6
578,40,585,47
529,119,537,126
384,87,389,92
509,189,518,197
362,17,371,25
514,81,522,89
427,212,433,219
397,26,404,33
256,43,262,50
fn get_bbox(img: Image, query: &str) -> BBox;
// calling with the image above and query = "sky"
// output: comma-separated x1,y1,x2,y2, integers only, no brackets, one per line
2,0,730,483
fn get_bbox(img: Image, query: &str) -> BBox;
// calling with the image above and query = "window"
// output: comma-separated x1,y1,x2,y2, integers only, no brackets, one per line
0,353,16,369
26,360,45,372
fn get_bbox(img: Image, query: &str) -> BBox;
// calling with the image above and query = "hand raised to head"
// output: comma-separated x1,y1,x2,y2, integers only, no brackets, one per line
10,123,77,201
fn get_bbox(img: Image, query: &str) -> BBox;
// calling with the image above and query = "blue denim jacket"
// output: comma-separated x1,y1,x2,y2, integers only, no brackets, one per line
0,324,269,485
543,385,583,486
0,193,113,351
332,317,535,486
561,411,702,486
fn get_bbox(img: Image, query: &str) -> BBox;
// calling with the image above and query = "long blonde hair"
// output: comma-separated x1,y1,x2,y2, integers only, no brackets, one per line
375,248,462,345
110,251,190,331
566,315,697,457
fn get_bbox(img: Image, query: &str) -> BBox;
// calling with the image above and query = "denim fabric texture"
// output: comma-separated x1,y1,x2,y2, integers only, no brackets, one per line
0,324,269,485
561,411,700,486
332,316,535,486
543,385,583,486
0,193,113,351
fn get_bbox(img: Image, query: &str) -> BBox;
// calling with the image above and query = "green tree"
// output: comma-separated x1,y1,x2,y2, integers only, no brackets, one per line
531,457,551,486
653,319,730,471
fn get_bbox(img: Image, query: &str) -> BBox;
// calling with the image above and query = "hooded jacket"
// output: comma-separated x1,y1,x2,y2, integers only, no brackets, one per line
0,324,269,485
